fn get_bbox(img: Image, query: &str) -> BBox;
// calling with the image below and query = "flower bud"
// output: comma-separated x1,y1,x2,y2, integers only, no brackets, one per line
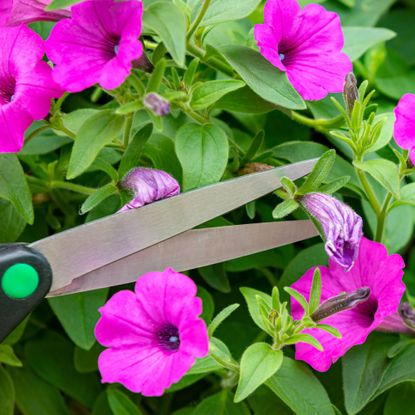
119,167,180,212
343,72,359,114
300,193,363,271
311,287,370,322
399,302,415,332
143,93,170,116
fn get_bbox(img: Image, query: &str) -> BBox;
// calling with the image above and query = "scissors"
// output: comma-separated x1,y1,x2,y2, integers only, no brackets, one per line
0,159,319,341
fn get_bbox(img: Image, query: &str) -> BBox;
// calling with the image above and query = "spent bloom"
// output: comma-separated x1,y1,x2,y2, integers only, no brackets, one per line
394,93,415,165
95,268,209,396
144,93,171,116
378,303,415,335
0,0,70,26
291,237,405,372
0,25,62,152
46,0,143,92
254,0,352,101
119,167,180,212
300,193,363,271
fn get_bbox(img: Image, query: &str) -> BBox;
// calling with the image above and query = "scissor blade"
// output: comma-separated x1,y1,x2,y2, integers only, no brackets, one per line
48,220,318,296
33,158,317,292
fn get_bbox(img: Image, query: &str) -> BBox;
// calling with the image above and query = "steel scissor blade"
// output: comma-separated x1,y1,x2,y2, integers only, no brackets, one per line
48,220,318,296
33,158,316,292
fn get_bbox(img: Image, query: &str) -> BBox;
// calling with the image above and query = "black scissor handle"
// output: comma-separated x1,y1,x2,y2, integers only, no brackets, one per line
0,244,52,342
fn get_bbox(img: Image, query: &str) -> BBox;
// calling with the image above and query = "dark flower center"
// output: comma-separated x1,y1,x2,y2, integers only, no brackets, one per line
156,323,180,352
0,77,16,105
355,296,378,328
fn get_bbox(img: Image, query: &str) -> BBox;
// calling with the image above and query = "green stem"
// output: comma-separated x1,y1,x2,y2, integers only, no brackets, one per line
177,102,209,124
25,125,49,144
57,125,76,139
355,167,381,216
209,352,239,372
290,111,344,130
123,114,133,147
187,0,211,39
375,193,393,242
53,92,69,113
50,181,95,195
187,42,235,77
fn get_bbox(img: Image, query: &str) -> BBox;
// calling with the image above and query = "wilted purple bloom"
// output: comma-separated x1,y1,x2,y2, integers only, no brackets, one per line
301,193,363,271
143,93,170,116
119,167,180,212
1,0,70,26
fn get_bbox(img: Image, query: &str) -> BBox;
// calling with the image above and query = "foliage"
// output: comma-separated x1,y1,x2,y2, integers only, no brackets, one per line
1,0,415,414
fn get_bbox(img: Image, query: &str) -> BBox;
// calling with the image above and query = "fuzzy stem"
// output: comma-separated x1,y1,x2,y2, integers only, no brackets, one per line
355,167,381,216
290,111,344,129
25,125,49,144
187,0,211,39
123,114,133,147
375,192,393,242
50,180,95,195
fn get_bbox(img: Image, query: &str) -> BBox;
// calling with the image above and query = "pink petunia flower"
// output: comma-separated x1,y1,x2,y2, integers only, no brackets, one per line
394,93,415,165
291,237,405,372
300,193,363,272
45,0,143,92
254,0,352,101
119,167,180,212
0,0,70,27
0,25,62,152
95,268,209,396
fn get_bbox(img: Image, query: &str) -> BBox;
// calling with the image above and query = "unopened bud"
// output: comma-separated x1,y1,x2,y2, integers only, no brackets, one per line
311,287,370,322
399,302,415,331
238,162,273,176
343,72,359,114
143,93,170,116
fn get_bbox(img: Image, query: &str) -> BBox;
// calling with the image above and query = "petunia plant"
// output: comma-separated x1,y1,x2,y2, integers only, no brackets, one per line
1,0,415,414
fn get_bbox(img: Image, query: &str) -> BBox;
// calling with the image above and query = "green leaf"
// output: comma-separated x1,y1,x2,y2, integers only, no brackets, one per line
107,387,142,415
0,366,14,415
283,287,309,314
309,268,322,314
353,159,400,198
143,2,186,66
384,384,415,415
175,123,229,190
187,355,222,376
48,289,108,350
272,199,300,219
25,332,101,408
240,287,272,332
0,200,26,243
285,334,323,351
391,183,415,210
298,150,335,194
0,154,33,224
364,112,394,153
216,86,278,114
47,0,82,10
192,390,250,415
193,0,261,26
266,357,335,415
67,110,124,179
208,304,240,336
190,80,245,110
318,176,350,194
199,263,230,293
316,324,342,338
0,344,22,367
119,124,153,178
80,183,118,214
235,343,283,402
74,343,101,373
343,27,395,61
342,333,394,415
10,367,70,415
220,46,305,110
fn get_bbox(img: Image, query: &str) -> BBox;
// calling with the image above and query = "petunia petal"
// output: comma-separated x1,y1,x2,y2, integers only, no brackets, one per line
394,93,415,155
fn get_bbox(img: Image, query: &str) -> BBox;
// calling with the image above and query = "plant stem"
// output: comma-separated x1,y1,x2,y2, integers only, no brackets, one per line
355,167,381,216
25,125,49,144
50,180,95,195
123,114,133,147
375,193,393,242
290,111,344,130
187,42,235,77
187,0,211,39
177,102,209,124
